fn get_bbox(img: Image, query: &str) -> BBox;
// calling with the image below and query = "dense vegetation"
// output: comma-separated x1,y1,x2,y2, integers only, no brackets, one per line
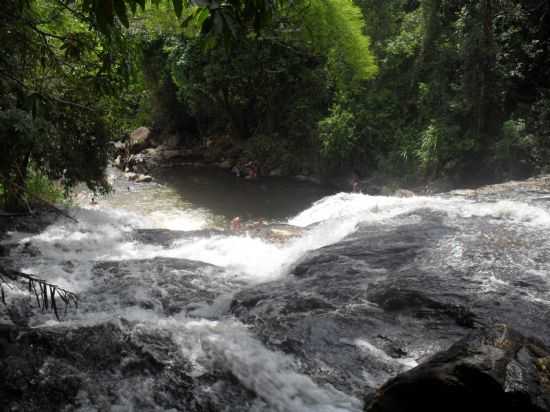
1,0,549,209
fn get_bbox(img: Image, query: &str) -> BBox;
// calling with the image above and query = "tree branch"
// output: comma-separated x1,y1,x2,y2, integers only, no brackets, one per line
0,267,78,320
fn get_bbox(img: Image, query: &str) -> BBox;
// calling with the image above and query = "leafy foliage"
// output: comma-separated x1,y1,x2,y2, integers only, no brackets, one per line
300,0,378,83
3,0,549,213
0,0,123,210
319,103,358,160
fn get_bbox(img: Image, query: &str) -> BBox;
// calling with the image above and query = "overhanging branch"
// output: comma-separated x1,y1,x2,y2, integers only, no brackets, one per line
0,267,78,320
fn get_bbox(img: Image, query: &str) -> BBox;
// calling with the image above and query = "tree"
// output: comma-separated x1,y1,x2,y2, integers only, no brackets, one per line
0,0,131,210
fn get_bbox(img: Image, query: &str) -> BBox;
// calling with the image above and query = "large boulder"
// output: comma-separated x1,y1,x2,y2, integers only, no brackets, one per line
364,325,550,412
128,127,154,154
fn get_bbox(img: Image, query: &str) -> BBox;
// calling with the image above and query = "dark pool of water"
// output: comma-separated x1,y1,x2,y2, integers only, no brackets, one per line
153,167,336,221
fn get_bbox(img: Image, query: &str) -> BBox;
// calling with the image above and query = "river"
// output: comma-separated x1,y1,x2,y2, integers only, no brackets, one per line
1,170,550,411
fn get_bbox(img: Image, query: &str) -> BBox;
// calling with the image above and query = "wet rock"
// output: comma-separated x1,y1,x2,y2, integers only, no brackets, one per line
364,325,550,412
231,210,550,398
128,151,162,174
246,223,306,243
135,174,153,183
90,257,243,316
125,171,154,183
160,148,182,161
231,212,461,396
0,209,58,238
0,295,33,327
132,228,226,246
125,171,138,180
0,321,256,411
112,140,126,153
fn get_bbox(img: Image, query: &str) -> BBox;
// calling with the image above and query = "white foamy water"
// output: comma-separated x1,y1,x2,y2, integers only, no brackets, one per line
5,182,550,411
290,192,550,229
170,317,362,412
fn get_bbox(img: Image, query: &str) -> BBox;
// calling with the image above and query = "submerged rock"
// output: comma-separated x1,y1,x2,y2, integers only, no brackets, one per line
245,223,306,243
364,324,550,412
132,228,226,246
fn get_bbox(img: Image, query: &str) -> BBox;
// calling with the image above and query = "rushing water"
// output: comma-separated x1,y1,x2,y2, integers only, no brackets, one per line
2,171,550,411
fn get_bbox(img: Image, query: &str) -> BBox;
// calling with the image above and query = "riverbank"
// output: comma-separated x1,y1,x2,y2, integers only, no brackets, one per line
117,126,534,198
115,127,407,196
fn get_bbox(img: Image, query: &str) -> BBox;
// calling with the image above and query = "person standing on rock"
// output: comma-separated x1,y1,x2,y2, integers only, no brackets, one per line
351,171,361,193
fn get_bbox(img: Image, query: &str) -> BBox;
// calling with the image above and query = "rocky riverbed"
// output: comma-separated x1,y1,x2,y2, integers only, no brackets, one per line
1,173,550,411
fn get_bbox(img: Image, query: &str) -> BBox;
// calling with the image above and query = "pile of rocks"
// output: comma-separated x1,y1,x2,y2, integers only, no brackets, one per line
114,127,310,181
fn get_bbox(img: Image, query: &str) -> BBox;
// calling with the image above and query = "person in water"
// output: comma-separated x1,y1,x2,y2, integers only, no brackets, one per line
351,171,361,193
230,216,241,232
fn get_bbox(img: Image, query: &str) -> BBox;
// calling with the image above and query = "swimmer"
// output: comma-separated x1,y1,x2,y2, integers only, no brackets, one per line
230,216,241,232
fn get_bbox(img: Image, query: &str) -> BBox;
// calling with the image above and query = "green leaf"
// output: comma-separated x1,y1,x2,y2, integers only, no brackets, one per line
173,0,183,18
114,0,129,28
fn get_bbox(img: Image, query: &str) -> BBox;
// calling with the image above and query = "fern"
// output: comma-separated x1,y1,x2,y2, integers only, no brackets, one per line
301,0,378,83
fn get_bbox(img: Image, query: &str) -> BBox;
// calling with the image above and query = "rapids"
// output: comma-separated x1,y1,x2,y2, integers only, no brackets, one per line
2,172,550,411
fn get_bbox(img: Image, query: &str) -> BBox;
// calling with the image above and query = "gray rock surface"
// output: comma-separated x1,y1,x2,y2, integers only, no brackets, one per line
364,325,550,412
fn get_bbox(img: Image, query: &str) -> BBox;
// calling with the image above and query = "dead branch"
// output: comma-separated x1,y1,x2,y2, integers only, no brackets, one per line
0,267,78,320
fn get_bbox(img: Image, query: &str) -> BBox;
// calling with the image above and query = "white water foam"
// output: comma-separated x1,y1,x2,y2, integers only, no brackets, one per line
166,316,362,412
290,192,550,229
8,191,550,295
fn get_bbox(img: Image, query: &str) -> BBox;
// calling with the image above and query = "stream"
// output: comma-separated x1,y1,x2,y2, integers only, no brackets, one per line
1,170,550,411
